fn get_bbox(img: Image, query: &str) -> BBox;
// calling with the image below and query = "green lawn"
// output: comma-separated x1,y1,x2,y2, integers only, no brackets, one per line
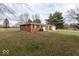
0,28,79,56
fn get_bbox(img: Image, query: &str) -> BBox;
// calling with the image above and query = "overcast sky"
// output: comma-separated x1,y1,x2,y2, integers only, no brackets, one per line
0,3,78,26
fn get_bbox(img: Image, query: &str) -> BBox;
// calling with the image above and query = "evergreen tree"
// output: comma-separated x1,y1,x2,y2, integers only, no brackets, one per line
46,11,64,29
3,18,9,28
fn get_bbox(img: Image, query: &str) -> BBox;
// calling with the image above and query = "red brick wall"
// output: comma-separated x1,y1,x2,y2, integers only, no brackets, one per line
20,25,31,32
20,24,40,32
31,25,39,32
31,28,38,32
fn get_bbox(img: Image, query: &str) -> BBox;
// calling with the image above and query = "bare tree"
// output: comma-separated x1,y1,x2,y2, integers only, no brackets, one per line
3,18,9,28
67,7,79,22
18,13,29,24
32,14,41,23
67,7,79,29
32,14,40,20
0,3,15,15
27,18,32,23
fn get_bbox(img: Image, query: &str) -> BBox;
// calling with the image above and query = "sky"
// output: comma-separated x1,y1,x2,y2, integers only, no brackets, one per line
0,3,79,26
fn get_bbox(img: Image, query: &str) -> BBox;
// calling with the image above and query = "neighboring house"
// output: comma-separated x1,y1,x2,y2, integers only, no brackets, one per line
20,23,56,32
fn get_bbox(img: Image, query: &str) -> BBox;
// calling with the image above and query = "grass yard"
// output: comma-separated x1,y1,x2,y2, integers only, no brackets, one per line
0,28,79,55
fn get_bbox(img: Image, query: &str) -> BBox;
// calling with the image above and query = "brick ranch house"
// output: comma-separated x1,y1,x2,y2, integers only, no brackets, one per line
20,23,56,32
